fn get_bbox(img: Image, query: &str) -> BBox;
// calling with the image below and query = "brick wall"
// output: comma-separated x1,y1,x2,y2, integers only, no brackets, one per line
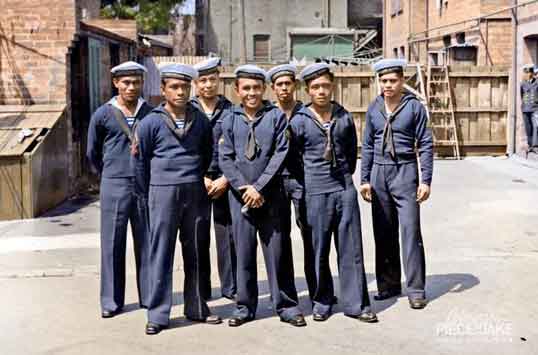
384,0,513,65
0,0,78,105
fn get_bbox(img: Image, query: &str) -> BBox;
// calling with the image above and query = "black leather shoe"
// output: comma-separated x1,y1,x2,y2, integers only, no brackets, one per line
373,288,401,301
281,314,307,327
312,312,331,322
145,322,167,335
187,314,223,325
228,316,253,327
409,298,428,309
101,310,118,318
357,311,378,323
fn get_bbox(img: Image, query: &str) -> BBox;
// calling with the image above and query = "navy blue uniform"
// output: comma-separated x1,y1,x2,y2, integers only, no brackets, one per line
361,92,433,301
289,102,372,317
135,103,214,326
219,101,302,321
87,99,153,313
281,101,316,301
521,79,538,147
191,95,237,300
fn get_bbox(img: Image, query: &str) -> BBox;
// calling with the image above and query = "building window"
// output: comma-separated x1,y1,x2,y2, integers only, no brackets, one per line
196,34,205,55
456,32,466,44
253,34,270,62
451,46,477,66
400,46,405,59
393,47,398,58
443,35,451,48
391,0,403,16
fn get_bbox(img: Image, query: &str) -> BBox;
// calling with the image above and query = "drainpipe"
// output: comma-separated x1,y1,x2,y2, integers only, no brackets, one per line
509,0,518,155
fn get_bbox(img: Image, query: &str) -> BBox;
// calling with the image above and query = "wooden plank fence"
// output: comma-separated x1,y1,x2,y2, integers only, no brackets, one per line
143,57,509,156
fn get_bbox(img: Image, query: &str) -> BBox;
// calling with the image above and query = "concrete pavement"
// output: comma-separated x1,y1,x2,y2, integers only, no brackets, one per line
1,157,537,355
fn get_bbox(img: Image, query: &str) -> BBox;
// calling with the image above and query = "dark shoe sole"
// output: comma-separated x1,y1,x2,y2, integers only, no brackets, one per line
281,317,307,327
187,315,223,325
345,313,379,323
228,317,253,327
409,300,428,309
358,315,379,323
312,313,330,322
101,310,118,318
145,323,168,335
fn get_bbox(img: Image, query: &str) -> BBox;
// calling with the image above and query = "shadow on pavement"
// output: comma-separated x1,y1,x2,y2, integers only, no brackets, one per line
41,194,99,218
371,273,480,314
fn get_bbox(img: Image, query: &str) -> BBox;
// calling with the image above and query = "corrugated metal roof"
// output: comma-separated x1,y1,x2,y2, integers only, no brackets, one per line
0,104,65,129
0,105,64,157
0,128,44,157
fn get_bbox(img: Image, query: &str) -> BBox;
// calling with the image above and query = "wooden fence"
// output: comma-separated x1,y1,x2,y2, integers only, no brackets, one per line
143,57,509,156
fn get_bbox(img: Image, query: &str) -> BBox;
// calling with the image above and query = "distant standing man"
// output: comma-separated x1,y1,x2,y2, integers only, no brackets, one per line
87,61,153,318
191,57,237,300
135,63,222,335
520,64,538,154
219,65,306,327
289,63,377,323
267,64,316,300
360,59,433,310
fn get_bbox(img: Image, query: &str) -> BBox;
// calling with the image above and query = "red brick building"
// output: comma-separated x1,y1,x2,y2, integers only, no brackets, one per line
383,0,514,66
0,1,143,214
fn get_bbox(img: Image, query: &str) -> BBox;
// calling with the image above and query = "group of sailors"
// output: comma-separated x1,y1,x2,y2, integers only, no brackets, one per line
87,56,434,335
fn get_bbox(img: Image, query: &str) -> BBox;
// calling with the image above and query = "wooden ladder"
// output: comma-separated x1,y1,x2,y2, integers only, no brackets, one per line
427,59,461,159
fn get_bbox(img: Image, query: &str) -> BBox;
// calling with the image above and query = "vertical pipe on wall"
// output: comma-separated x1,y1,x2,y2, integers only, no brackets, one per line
509,0,518,154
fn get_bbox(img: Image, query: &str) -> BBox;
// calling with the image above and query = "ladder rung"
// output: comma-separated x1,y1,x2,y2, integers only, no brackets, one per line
430,109,453,113
435,140,459,146
431,124,455,128
429,81,449,84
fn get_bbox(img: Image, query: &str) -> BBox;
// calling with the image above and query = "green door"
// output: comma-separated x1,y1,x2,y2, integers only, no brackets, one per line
88,38,102,114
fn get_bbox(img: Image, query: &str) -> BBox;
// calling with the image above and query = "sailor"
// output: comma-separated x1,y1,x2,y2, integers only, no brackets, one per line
219,64,306,327
360,58,433,310
288,63,377,323
267,64,315,300
87,61,153,319
135,63,222,335
520,64,538,154
191,57,237,300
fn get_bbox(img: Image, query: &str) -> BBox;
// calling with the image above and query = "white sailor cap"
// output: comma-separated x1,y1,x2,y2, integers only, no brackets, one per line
194,57,222,76
523,64,535,72
234,64,268,82
298,63,332,82
110,61,147,77
372,58,407,75
160,63,198,81
267,64,298,83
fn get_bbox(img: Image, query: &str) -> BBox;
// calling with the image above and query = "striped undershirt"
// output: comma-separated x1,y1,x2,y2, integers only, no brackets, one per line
125,116,135,127
174,119,185,129
322,122,331,130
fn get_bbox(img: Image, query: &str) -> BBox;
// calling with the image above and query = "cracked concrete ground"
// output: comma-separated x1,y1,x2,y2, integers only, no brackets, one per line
1,157,537,355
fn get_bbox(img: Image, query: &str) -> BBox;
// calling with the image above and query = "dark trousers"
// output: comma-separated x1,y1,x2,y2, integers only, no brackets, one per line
211,191,237,298
305,186,371,316
147,182,212,326
371,162,426,300
523,112,534,147
282,176,316,300
99,177,150,312
228,186,302,321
